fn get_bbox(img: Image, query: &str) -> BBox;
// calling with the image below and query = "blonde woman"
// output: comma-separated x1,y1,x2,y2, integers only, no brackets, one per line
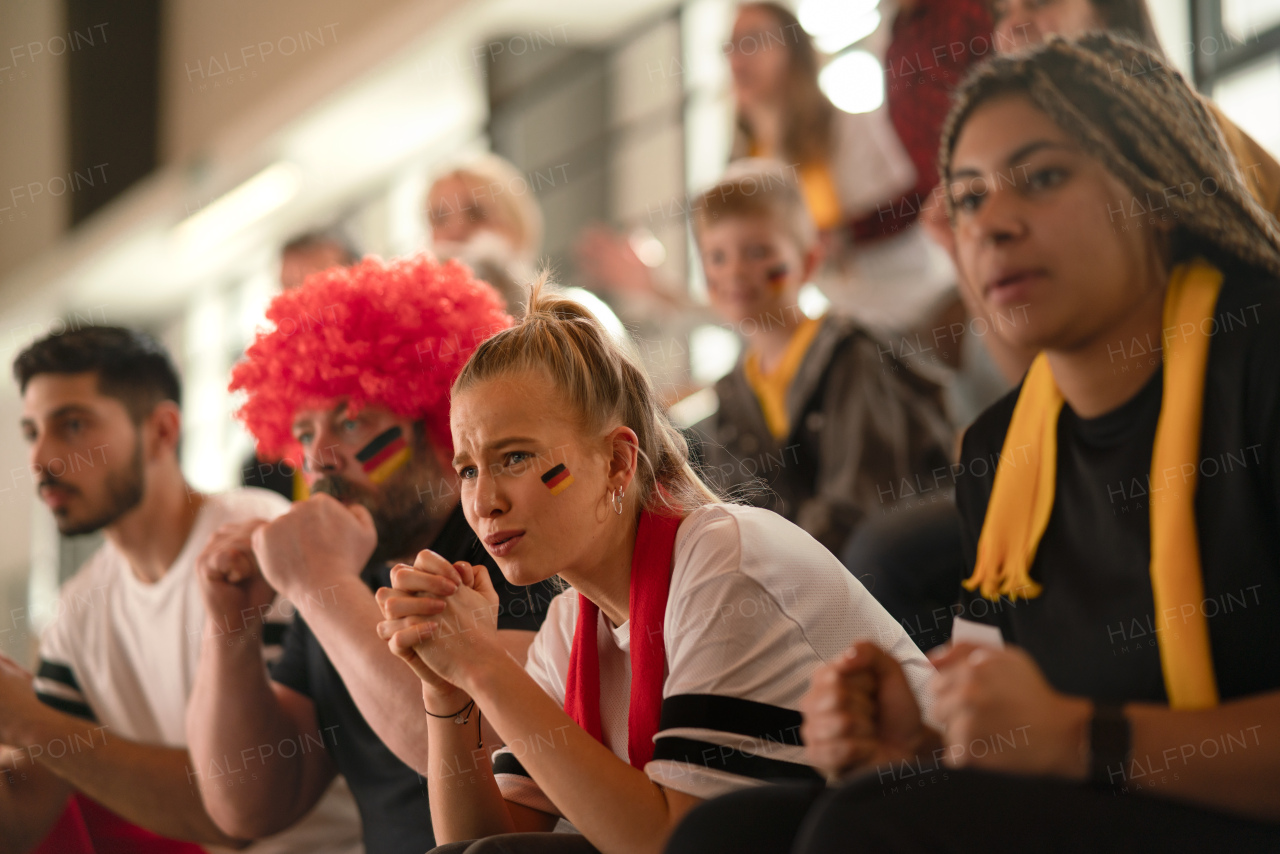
375,283,934,854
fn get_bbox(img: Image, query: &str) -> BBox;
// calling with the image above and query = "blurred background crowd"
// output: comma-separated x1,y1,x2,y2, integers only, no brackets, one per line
0,0,1276,660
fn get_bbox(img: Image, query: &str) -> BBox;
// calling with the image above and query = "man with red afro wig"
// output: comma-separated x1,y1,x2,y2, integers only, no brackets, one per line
186,254,557,854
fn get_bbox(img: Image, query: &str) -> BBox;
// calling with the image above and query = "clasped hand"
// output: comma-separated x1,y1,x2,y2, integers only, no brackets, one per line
375,551,502,696
800,641,1091,783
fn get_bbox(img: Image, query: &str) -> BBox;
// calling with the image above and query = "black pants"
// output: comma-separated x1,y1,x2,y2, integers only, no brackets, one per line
664,770,1280,854
430,833,600,854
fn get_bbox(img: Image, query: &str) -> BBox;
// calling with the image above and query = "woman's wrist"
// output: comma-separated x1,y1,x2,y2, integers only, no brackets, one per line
423,684,472,717
1057,695,1096,782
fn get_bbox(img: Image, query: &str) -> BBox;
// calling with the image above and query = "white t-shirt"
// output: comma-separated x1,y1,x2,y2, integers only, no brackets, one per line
32,488,363,854
492,503,935,814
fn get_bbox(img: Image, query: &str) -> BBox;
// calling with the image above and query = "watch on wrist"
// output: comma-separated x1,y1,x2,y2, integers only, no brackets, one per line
1088,702,1131,790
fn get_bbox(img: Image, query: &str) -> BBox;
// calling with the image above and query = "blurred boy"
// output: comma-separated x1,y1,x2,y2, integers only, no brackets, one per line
691,160,953,558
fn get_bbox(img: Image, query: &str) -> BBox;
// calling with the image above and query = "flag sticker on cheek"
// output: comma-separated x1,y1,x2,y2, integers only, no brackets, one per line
541,463,575,495
357,426,412,484
766,264,788,292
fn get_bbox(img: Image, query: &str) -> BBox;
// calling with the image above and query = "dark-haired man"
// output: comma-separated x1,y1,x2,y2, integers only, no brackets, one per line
0,326,361,853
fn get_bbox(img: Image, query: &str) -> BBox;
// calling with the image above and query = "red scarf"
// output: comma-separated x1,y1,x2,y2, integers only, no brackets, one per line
563,509,683,769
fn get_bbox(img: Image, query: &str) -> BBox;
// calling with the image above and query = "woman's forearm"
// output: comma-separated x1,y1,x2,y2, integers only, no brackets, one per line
1124,691,1280,821
463,655,700,854
424,686,517,842
291,576,437,772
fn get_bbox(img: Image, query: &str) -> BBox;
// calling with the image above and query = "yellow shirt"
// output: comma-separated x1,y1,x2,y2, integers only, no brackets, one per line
797,161,843,231
747,143,842,231
743,315,824,440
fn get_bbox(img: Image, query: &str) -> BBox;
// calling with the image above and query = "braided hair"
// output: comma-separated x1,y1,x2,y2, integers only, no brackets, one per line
939,32,1280,280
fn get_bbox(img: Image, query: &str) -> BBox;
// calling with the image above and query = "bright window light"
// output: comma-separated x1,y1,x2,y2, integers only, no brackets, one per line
629,228,667,268
175,162,302,253
1223,0,1280,41
818,50,884,114
690,323,740,386
1213,54,1280,161
799,0,880,54
798,283,830,319
563,286,630,344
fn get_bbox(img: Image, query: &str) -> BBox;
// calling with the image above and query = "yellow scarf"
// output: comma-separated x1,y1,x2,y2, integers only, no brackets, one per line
746,142,842,231
965,259,1223,709
743,315,823,439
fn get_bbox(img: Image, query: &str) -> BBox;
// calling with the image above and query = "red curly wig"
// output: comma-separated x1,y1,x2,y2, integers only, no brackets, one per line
231,253,512,463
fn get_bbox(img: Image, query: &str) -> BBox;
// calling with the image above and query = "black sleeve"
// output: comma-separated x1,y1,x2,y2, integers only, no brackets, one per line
489,563,558,632
269,617,314,697
240,451,295,502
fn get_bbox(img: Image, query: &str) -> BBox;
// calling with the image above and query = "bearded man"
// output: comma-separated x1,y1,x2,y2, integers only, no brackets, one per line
187,254,557,854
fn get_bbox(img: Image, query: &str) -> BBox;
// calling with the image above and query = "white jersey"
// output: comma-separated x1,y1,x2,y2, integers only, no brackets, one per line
493,503,935,814
32,488,363,854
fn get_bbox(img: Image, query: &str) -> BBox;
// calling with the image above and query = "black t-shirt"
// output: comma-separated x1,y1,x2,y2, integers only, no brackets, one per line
270,505,558,854
955,270,1280,703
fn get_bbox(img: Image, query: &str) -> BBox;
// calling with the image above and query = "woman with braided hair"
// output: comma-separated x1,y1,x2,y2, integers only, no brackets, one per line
990,0,1280,222
929,0,1280,390
665,33,1280,853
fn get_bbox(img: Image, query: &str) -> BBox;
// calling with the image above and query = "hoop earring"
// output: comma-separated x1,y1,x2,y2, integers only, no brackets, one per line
612,488,625,515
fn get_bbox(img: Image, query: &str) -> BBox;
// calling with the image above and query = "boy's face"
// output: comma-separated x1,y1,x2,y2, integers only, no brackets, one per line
699,215,808,327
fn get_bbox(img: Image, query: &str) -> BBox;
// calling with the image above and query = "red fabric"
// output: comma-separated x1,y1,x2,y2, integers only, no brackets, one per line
31,796,94,854
32,795,206,854
852,0,993,242
229,253,512,465
564,510,683,769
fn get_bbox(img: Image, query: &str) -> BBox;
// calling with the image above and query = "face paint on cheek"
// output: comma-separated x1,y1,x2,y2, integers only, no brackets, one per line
540,463,575,496
357,426,413,485
766,264,788,292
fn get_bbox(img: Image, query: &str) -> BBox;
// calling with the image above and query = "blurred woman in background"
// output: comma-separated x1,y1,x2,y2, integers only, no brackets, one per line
425,153,545,312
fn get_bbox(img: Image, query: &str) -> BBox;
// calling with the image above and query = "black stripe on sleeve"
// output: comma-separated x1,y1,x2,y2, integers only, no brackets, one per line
37,661,81,692
36,693,97,722
651,736,821,782
262,622,288,647
492,751,532,779
659,694,805,746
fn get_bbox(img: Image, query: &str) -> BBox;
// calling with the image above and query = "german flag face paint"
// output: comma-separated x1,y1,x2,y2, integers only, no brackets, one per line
766,264,788,292
356,426,412,485
540,462,574,496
